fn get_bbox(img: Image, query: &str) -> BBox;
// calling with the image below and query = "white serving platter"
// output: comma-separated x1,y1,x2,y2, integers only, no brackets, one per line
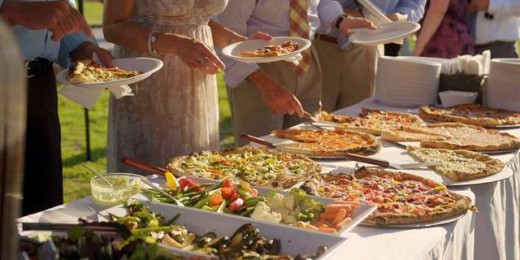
56,57,163,89
222,37,311,63
349,21,420,46
99,201,350,259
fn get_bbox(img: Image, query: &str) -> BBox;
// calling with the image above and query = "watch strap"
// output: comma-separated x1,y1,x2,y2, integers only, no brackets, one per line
147,31,159,55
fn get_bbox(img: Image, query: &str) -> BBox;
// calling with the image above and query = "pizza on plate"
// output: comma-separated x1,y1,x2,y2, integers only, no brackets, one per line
68,59,141,84
382,123,520,152
239,40,299,57
315,108,424,135
166,147,321,189
407,146,505,181
271,129,380,156
301,167,476,226
419,104,520,128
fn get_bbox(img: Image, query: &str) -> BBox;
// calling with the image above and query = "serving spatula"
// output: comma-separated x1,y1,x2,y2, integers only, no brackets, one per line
345,153,440,170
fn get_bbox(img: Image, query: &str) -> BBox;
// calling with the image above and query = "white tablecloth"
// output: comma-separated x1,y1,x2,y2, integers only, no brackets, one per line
333,98,520,260
18,186,476,260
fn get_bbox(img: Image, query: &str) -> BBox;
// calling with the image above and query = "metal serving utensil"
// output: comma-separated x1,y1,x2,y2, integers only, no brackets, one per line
345,153,440,170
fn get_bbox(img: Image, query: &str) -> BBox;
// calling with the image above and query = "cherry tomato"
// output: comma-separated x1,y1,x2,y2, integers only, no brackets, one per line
209,193,224,206
221,187,235,199
178,178,198,191
230,192,241,201
228,198,244,212
222,178,234,189
249,188,259,197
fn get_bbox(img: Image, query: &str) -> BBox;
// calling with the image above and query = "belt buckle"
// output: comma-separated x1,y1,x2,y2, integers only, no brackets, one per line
25,59,35,78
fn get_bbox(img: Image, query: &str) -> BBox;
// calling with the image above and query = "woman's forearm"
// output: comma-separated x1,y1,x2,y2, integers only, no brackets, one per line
413,0,449,55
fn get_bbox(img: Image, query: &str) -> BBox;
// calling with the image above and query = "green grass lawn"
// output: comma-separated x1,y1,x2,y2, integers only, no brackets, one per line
60,74,232,202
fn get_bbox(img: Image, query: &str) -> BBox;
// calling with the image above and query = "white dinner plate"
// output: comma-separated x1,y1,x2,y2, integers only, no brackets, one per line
56,57,163,89
222,37,311,63
350,21,421,46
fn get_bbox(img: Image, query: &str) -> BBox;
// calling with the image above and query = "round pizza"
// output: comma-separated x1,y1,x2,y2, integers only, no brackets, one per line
166,147,321,189
272,129,380,156
407,146,505,181
301,167,476,226
315,108,424,135
419,104,520,127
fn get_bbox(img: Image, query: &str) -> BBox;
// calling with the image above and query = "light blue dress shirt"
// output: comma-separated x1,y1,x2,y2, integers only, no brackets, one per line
0,0,92,68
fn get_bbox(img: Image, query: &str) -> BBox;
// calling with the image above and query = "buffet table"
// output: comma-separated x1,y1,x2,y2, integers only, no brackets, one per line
19,97,520,260
332,98,520,260
18,181,476,260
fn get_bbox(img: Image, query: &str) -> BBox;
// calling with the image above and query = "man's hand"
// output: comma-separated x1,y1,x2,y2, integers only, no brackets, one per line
71,42,113,67
248,70,306,117
338,16,377,35
469,0,490,11
0,0,92,41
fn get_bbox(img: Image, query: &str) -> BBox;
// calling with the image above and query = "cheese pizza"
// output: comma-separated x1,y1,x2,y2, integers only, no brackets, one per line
166,147,321,189
382,123,520,152
301,167,476,226
272,129,381,156
419,104,520,128
315,109,424,135
68,60,141,84
407,146,505,181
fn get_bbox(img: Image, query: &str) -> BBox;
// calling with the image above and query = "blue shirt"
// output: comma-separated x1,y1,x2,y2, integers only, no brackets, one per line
0,0,92,68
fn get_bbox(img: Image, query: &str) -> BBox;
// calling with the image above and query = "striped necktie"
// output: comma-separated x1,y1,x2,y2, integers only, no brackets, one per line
289,0,312,75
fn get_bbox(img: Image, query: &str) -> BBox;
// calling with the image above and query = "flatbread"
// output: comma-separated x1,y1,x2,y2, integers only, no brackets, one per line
382,123,520,152
419,104,520,127
407,146,505,181
166,147,321,189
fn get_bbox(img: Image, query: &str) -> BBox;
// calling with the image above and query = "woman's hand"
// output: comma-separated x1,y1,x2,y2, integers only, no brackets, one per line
249,31,272,41
168,34,225,74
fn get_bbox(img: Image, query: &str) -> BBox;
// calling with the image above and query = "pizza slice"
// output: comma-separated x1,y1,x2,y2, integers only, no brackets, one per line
407,146,505,181
239,40,299,57
68,59,141,84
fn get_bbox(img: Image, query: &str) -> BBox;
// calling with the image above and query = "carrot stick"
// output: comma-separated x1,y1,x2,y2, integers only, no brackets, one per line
319,211,338,221
332,208,347,226
334,216,352,230
318,226,338,233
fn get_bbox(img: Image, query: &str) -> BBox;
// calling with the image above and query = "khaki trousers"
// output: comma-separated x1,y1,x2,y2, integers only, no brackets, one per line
314,38,380,112
227,48,322,146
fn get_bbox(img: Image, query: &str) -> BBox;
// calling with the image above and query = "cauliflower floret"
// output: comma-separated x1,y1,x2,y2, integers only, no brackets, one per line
266,193,285,210
283,194,295,209
250,202,282,223
284,214,297,224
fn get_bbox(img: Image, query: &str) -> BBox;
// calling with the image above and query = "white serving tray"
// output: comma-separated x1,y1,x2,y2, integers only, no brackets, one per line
143,176,376,238
100,201,349,259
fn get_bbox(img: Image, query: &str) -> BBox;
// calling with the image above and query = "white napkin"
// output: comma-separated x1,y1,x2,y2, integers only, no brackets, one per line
59,84,134,109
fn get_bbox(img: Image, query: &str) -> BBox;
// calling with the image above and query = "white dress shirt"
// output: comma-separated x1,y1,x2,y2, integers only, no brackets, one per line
215,0,343,88
475,0,520,45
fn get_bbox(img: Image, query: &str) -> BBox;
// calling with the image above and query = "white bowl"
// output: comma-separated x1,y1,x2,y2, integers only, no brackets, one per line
439,91,478,107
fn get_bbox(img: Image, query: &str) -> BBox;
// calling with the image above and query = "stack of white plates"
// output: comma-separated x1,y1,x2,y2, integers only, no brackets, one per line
486,58,520,111
375,56,442,107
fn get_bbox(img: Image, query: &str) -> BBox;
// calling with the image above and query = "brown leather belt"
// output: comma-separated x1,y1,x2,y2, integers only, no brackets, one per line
315,34,338,45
